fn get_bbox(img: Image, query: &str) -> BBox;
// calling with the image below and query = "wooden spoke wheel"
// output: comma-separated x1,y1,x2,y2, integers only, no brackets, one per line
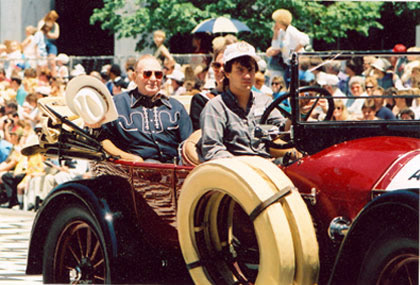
43,204,110,284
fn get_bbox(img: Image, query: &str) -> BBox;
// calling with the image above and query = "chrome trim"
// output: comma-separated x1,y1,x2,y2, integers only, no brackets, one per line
300,187,317,206
328,216,351,242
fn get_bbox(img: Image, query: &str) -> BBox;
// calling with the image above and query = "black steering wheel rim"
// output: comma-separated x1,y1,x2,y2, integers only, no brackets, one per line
261,86,335,124
260,86,335,150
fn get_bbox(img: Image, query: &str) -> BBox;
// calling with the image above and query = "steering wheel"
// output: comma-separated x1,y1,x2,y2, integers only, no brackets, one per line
260,86,335,149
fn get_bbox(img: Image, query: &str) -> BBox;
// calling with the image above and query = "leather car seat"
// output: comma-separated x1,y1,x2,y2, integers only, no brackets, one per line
181,130,202,166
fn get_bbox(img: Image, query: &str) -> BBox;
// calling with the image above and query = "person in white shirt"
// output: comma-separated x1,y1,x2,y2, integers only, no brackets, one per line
266,9,310,87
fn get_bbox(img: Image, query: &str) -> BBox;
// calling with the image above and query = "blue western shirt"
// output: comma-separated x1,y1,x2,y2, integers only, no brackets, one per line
100,89,193,163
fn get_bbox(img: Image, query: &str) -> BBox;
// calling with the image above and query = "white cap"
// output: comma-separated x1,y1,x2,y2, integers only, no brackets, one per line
257,58,267,72
35,86,51,96
223,41,258,65
71,64,86,77
317,72,339,86
56,53,69,64
167,70,185,82
371,58,391,72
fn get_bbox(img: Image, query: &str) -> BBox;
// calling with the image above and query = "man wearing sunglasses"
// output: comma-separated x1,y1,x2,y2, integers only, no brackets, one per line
98,54,192,163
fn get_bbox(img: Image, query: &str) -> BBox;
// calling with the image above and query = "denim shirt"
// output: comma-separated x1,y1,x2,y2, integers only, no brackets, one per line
100,89,192,163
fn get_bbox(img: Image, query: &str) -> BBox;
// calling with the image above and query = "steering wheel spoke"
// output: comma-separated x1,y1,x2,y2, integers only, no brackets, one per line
260,86,335,150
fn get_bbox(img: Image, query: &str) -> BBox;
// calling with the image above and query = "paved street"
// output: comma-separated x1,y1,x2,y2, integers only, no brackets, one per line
0,208,42,284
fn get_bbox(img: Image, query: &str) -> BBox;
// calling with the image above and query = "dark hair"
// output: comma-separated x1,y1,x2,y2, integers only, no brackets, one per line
398,108,415,120
113,77,128,89
6,102,18,111
222,56,258,90
110,64,122,76
11,77,22,85
100,71,109,81
346,59,363,75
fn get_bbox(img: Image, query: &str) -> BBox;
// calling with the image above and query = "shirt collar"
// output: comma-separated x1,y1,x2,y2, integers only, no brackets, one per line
130,88,172,109
222,88,255,118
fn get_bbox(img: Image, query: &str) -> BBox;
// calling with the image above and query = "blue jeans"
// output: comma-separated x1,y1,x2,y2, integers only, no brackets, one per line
46,40,57,55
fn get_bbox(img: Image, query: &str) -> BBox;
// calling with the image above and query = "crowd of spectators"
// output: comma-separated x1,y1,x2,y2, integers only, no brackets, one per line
0,8,419,210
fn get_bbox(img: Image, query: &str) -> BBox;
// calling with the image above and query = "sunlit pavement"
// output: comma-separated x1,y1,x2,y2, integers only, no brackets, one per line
0,208,42,284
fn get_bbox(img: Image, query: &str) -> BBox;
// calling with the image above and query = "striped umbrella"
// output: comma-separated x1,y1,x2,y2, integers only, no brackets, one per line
192,17,251,34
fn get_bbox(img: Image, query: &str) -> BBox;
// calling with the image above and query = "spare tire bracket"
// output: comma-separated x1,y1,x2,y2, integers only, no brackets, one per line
249,186,293,222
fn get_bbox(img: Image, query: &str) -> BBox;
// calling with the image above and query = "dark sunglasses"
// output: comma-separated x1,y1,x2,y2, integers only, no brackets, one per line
365,85,374,89
143,70,163,79
271,82,281,86
211,62,223,69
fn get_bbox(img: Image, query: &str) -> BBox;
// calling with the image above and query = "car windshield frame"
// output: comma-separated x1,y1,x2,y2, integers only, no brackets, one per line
288,51,420,154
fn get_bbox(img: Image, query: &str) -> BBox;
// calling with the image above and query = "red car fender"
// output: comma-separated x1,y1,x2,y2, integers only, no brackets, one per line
283,136,420,225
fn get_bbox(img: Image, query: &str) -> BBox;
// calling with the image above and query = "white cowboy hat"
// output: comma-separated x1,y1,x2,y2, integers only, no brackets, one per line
65,75,118,125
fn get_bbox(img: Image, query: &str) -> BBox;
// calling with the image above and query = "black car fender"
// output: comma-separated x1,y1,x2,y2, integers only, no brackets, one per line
26,174,151,282
328,189,419,285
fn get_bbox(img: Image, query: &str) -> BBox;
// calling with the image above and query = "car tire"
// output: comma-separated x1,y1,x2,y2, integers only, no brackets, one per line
237,156,320,285
42,203,110,284
178,157,296,285
357,232,419,285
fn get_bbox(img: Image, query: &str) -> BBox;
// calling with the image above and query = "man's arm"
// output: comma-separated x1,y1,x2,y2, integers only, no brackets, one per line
199,101,233,162
102,139,144,162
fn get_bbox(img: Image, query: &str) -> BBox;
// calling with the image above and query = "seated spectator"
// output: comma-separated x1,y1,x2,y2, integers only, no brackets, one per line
384,87,397,111
1,128,45,209
390,44,407,78
343,59,363,95
25,158,90,210
7,41,24,77
252,71,273,97
0,138,12,163
401,47,420,87
371,58,394,89
361,99,378,121
392,88,417,119
167,70,186,96
271,75,287,98
364,76,378,96
362,55,377,77
332,99,351,121
371,87,396,120
398,108,415,120
56,53,69,82
346,76,367,118
317,72,345,98
93,54,192,163
112,76,129,95
190,49,225,130
10,76,27,106
197,42,284,162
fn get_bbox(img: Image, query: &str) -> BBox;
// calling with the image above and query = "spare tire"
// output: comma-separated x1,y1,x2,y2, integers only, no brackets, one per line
177,157,296,285
238,156,320,285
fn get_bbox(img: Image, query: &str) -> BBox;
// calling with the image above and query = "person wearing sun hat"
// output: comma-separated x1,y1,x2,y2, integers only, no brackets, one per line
371,58,394,89
197,41,285,162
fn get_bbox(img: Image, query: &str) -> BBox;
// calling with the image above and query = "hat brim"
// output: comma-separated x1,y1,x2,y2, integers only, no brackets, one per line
65,75,118,124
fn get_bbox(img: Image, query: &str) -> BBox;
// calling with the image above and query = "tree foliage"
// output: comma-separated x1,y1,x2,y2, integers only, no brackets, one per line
90,0,418,52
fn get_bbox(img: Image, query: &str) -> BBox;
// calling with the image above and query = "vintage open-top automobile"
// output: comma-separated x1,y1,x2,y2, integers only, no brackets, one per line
25,51,419,284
